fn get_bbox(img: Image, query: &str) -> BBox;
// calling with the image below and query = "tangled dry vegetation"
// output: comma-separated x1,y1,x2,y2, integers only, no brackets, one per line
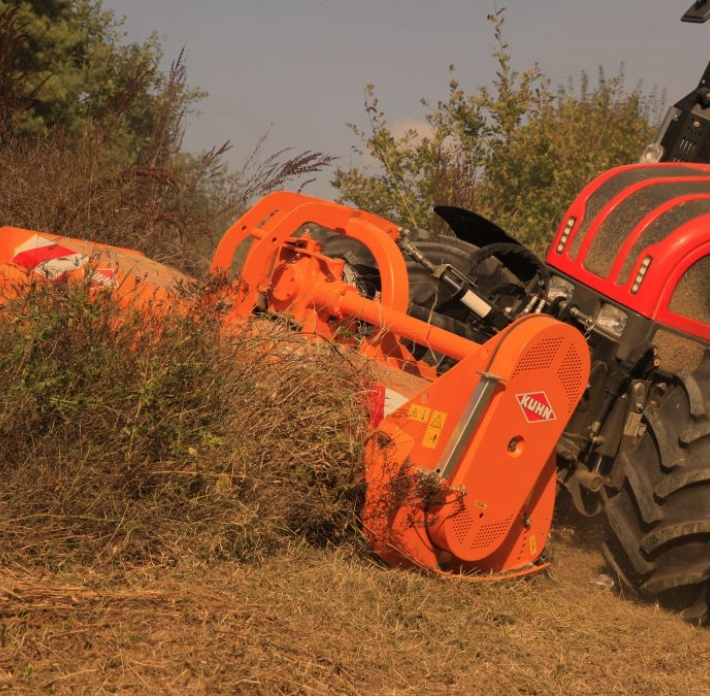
0,277,370,571
0,127,334,279
2,273,710,695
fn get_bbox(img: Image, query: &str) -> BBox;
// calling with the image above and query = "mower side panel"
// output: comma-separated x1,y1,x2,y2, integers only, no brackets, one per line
363,314,590,575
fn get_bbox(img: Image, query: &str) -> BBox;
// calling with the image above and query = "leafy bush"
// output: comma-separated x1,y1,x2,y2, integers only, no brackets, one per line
333,9,659,252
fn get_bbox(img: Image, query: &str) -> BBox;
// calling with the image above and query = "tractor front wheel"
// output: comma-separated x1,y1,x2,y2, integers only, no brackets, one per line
604,361,710,624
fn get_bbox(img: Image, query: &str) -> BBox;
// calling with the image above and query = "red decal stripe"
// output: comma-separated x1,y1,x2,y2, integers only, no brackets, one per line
14,243,77,270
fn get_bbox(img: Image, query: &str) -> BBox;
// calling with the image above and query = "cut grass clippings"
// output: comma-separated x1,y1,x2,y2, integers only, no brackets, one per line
2,533,710,695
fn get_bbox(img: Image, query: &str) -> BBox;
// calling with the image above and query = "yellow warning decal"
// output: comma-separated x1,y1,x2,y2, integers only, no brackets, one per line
429,412,445,429
422,410,448,449
529,535,537,556
407,404,431,423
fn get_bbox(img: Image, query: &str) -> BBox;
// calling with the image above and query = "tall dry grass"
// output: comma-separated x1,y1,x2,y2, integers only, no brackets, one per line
0,275,370,571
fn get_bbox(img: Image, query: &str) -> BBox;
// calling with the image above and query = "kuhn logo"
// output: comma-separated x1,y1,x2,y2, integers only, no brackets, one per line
516,392,556,423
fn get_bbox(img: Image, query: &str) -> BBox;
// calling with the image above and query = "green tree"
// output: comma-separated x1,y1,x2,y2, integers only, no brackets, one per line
333,9,658,252
476,69,657,251
0,1,334,272
0,1,170,142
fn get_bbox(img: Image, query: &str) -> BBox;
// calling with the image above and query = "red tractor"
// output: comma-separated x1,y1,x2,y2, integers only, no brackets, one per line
306,156,710,622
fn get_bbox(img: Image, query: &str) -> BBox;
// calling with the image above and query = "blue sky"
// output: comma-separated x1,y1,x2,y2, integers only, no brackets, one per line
105,0,710,198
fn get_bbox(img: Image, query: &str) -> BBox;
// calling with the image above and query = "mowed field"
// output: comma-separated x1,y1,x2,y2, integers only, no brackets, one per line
3,505,710,696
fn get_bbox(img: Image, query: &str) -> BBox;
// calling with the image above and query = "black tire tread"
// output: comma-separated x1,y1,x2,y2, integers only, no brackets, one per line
320,233,517,315
605,366,710,624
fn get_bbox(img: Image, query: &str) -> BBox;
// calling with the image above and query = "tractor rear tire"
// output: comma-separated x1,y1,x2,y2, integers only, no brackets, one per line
604,360,710,624
320,232,527,324
321,233,484,309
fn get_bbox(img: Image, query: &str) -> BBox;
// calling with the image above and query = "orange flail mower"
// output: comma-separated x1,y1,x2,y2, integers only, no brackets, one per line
0,191,589,580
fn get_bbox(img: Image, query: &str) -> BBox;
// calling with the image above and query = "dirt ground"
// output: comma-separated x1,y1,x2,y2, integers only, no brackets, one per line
3,508,710,696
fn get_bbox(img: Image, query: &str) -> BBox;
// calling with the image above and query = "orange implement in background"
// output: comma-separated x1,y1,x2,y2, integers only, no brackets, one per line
0,225,187,308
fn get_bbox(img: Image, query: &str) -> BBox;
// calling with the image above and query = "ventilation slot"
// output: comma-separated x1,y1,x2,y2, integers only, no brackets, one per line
451,504,474,545
557,344,586,413
470,517,513,551
512,337,563,378
678,136,699,159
